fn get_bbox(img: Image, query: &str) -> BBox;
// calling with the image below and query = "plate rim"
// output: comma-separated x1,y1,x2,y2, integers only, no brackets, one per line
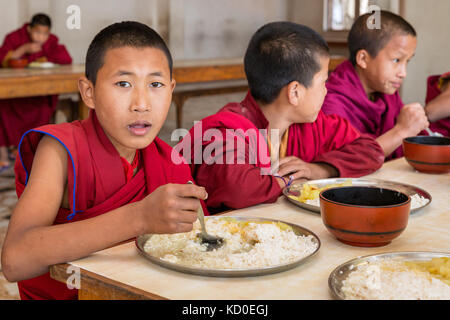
328,251,450,300
283,177,432,214
135,216,321,277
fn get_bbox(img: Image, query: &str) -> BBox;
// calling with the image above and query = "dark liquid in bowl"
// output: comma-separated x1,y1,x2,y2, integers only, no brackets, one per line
404,136,450,146
321,187,409,207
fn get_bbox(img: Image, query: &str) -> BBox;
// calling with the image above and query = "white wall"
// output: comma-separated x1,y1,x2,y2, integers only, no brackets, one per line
401,0,450,104
169,0,288,60
0,0,21,43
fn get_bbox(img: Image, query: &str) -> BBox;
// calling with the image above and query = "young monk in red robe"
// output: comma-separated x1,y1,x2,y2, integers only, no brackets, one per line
0,13,72,172
424,72,450,136
322,10,429,160
175,22,384,214
1,21,207,300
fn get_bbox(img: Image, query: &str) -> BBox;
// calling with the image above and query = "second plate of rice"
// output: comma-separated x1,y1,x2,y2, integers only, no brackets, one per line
329,252,450,300
136,216,320,277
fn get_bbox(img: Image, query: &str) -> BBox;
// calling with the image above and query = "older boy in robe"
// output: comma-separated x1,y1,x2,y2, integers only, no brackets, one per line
176,22,384,214
1,22,207,300
424,72,450,136
322,10,429,160
0,13,72,171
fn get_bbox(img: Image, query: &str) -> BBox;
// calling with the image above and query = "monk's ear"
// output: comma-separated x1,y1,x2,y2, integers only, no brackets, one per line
286,81,304,106
355,49,370,69
170,78,176,93
78,76,95,110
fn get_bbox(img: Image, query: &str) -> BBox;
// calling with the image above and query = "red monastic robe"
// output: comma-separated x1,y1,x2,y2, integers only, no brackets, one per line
0,23,72,148
322,60,425,160
176,92,384,213
426,73,450,137
14,110,205,300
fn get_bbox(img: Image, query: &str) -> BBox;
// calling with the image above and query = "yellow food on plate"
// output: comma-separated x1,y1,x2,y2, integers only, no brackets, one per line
288,179,352,203
404,257,450,285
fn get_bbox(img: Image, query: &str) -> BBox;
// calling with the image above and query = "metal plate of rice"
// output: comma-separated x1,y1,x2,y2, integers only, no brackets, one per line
283,178,432,214
329,251,450,300
135,216,320,277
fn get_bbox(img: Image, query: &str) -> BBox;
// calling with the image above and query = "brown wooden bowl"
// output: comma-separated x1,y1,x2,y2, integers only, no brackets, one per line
8,58,28,68
403,136,450,174
320,186,410,247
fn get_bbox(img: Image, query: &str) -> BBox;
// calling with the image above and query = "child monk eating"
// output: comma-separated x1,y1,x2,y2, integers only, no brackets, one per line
322,10,429,159
0,13,72,172
1,21,207,300
175,22,384,214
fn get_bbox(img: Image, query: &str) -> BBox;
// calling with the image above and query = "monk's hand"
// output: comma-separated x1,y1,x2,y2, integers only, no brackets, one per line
278,156,338,183
23,42,42,54
396,103,429,137
138,183,208,235
277,156,313,182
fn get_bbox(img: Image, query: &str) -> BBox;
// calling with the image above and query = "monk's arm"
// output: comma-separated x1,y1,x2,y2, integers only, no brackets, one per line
424,81,450,122
1,137,145,282
44,39,72,65
9,43,29,59
195,161,282,212
375,127,410,158
314,134,384,177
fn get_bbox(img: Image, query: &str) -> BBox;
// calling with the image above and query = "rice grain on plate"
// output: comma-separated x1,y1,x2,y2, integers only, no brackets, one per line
341,260,450,300
144,218,317,269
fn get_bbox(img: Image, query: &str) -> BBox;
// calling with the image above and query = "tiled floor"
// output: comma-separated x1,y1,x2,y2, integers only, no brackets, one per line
0,92,245,299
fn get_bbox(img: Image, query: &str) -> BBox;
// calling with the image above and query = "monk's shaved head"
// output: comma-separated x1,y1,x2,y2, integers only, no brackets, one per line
85,21,172,85
348,10,416,66
30,13,51,28
244,21,329,104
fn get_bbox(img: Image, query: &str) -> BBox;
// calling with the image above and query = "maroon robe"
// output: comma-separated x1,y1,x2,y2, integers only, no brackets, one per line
426,73,450,137
0,23,72,148
322,60,416,160
14,110,205,300
176,92,384,213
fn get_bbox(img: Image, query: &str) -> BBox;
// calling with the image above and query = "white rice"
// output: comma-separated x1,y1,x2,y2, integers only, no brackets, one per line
410,194,430,210
144,218,318,269
304,193,429,210
341,260,450,300
305,198,320,206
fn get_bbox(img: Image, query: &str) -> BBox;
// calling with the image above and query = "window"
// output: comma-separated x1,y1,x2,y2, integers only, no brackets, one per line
324,0,400,32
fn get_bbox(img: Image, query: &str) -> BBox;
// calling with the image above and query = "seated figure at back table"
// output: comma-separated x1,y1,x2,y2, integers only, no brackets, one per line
0,13,72,172
424,72,450,137
1,21,208,300
321,10,429,160
175,21,384,214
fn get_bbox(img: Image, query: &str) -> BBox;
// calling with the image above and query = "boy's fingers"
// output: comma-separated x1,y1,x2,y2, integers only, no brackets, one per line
290,170,309,180
176,184,208,200
176,210,198,224
174,198,201,212
278,156,296,165
278,164,306,177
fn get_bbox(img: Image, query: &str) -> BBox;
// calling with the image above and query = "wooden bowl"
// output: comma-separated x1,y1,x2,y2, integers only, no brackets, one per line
320,186,410,247
8,58,28,68
403,136,450,174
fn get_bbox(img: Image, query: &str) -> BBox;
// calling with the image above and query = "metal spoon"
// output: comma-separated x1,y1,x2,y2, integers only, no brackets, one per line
187,181,224,251
425,127,444,137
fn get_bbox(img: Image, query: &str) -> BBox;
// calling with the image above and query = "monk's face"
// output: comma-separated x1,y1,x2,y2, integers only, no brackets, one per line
359,34,417,95
90,46,175,158
294,55,329,123
27,24,50,44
